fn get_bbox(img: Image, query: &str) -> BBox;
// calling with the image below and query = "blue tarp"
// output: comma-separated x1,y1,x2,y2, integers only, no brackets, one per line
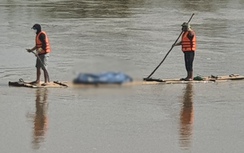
73,72,133,84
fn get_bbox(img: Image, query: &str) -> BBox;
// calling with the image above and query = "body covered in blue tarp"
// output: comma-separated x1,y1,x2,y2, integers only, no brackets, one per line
73,72,133,84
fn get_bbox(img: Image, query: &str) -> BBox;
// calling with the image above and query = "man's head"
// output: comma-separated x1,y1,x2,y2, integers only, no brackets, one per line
181,22,190,31
32,24,41,34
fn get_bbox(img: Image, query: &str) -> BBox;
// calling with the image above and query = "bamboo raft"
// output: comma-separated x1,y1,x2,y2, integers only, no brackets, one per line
8,74,244,88
143,74,244,84
8,79,68,88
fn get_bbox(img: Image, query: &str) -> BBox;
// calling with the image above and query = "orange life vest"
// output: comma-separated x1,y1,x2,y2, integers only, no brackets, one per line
181,30,196,52
36,31,51,54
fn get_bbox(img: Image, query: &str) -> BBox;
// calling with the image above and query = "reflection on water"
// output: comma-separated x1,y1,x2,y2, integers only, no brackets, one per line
32,88,49,149
45,0,137,18
1,0,244,152
178,0,228,12
179,83,194,149
1,0,141,19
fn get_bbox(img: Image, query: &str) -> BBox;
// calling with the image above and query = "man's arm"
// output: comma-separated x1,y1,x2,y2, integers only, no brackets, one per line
26,46,37,52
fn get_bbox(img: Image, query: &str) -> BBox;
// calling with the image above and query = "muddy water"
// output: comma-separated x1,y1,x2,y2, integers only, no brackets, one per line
0,0,244,153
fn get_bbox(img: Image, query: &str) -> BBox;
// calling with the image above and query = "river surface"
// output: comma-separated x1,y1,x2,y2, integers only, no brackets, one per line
1,0,244,153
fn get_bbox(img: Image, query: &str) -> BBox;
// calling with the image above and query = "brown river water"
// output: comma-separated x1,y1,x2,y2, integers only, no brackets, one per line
0,0,244,153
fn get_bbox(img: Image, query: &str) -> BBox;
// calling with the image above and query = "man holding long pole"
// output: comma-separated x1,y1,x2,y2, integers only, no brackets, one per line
144,13,194,81
174,22,197,81
26,24,51,86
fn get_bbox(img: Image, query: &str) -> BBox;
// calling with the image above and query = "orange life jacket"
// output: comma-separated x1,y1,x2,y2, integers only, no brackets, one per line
181,30,196,52
36,31,51,54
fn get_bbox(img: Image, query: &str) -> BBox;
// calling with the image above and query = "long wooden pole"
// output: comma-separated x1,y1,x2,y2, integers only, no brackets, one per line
144,13,195,80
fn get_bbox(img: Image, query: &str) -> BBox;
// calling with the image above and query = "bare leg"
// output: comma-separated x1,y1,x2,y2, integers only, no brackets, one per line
36,67,41,84
43,69,50,83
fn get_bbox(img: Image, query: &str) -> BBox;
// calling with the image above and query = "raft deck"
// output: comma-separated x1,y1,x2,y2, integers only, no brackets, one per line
8,74,244,88
8,80,68,88
144,74,244,84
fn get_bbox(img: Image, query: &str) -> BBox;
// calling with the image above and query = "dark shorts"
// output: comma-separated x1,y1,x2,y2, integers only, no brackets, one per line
36,53,49,70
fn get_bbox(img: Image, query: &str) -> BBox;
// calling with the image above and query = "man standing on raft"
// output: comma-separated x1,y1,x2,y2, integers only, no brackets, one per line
174,22,197,81
26,24,51,86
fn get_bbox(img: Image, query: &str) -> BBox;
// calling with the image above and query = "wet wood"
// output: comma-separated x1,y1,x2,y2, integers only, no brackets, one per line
8,81,68,88
8,74,244,88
